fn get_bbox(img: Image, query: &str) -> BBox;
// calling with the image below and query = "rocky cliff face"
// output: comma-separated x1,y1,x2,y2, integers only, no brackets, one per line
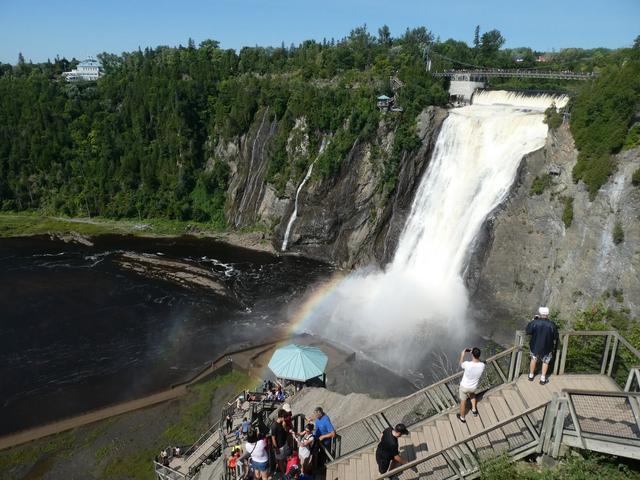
469,124,640,342
218,107,448,267
218,105,639,341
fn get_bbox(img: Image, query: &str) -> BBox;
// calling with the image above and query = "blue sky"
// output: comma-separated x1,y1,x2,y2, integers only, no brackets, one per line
1,0,638,63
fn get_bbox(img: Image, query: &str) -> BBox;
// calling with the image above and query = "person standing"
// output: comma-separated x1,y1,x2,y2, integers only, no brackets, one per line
526,306,559,385
270,409,290,476
456,347,485,423
312,406,336,469
226,413,233,434
241,417,251,438
292,423,315,473
244,431,269,480
375,423,410,474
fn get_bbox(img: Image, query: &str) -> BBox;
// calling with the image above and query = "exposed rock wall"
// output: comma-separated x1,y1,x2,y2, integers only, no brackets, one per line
219,107,448,267
470,125,640,342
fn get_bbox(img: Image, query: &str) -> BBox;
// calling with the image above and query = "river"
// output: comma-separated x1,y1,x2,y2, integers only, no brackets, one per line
0,234,332,435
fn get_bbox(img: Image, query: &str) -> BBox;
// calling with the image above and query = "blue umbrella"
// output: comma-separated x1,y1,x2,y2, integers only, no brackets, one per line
268,344,328,382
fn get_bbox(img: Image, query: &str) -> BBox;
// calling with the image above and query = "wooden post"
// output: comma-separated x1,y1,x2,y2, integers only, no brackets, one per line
513,331,525,380
607,336,619,378
551,400,568,458
559,334,569,375
540,394,559,454
625,368,636,392
565,394,586,450
601,334,612,375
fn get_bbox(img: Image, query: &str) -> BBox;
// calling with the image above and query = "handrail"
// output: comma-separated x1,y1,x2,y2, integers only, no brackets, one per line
154,461,188,480
335,346,518,434
375,403,547,479
183,421,220,458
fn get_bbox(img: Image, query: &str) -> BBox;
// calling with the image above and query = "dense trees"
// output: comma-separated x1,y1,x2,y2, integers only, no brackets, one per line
0,27,447,225
0,27,637,227
570,43,640,198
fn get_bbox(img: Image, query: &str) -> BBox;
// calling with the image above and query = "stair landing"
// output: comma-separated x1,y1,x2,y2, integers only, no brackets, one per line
326,374,620,480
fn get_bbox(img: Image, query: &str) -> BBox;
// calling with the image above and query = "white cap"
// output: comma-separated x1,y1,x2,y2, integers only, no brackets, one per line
538,307,550,316
282,403,292,412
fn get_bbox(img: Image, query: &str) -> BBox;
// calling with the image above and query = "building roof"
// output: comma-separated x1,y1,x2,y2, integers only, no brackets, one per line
78,58,101,68
377,94,391,100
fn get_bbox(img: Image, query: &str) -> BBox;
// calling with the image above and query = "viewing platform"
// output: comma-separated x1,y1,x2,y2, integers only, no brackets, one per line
155,329,640,480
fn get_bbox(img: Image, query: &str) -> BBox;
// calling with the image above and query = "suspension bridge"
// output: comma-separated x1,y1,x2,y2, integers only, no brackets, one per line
424,48,597,103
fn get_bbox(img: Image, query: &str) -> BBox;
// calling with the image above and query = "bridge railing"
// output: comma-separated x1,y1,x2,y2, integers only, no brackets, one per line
432,69,597,80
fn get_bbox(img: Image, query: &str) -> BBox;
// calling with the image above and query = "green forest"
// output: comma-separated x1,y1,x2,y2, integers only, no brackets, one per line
0,27,638,227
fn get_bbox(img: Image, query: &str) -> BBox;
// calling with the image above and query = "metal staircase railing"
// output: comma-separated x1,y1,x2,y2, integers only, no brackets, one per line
331,329,640,467
375,403,548,479
375,387,640,480
331,346,520,461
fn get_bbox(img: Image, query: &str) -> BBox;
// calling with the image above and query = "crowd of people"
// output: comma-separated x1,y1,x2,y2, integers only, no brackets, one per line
374,306,559,474
226,399,336,480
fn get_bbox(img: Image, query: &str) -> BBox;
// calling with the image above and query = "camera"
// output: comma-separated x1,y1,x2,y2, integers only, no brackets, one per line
465,348,471,353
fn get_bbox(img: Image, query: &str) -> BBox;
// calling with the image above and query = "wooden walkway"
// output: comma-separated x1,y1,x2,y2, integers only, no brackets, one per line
326,374,620,480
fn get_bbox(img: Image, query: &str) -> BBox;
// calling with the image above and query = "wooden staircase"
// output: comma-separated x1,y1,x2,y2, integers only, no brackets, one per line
325,374,621,480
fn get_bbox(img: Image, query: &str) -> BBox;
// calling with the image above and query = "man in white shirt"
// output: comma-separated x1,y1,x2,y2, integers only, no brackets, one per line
456,347,486,423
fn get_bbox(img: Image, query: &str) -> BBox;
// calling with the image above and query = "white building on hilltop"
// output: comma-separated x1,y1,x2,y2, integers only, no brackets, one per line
62,58,102,81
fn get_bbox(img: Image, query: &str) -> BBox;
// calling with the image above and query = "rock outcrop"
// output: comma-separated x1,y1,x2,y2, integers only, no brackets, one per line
219,107,448,267
470,125,640,342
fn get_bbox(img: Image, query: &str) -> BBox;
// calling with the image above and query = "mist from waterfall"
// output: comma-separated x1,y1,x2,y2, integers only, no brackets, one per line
300,91,568,372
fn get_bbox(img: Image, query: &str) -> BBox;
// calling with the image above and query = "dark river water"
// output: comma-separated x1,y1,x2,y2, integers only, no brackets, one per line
0,235,333,435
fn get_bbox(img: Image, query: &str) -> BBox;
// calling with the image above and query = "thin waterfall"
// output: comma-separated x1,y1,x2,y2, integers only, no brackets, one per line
281,138,329,252
303,91,568,370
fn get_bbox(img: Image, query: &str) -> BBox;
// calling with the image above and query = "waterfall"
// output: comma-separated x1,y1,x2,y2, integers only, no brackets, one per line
281,138,329,252
303,91,567,370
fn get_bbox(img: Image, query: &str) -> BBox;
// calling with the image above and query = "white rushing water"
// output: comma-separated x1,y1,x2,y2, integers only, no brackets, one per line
281,138,329,252
304,91,567,370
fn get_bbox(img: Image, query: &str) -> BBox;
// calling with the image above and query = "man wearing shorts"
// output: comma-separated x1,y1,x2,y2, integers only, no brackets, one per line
456,347,485,423
270,409,290,475
526,306,559,385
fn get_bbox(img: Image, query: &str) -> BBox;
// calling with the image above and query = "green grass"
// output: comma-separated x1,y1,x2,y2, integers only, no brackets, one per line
613,221,625,245
0,212,227,238
530,174,553,196
100,370,255,479
562,197,574,228
0,431,75,472
161,370,253,445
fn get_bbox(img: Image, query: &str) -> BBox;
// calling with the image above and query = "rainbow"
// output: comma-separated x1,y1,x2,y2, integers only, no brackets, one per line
283,271,348,337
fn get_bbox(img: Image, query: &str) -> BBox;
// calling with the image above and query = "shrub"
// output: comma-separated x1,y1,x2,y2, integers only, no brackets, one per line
530,174,553,196
624,123,640,150
562,196,574,227
632,168,640,186
544,105,563,129
613,221,624,245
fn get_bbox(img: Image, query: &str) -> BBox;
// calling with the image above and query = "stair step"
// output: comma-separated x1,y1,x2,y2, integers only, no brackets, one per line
479,396,510,453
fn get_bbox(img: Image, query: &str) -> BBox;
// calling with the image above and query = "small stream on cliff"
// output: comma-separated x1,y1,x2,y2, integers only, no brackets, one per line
0,235,333,435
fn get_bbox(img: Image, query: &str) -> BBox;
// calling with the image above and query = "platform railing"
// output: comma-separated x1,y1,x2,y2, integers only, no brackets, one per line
375,404,548,479
334,329,640,464
332,346,520,460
